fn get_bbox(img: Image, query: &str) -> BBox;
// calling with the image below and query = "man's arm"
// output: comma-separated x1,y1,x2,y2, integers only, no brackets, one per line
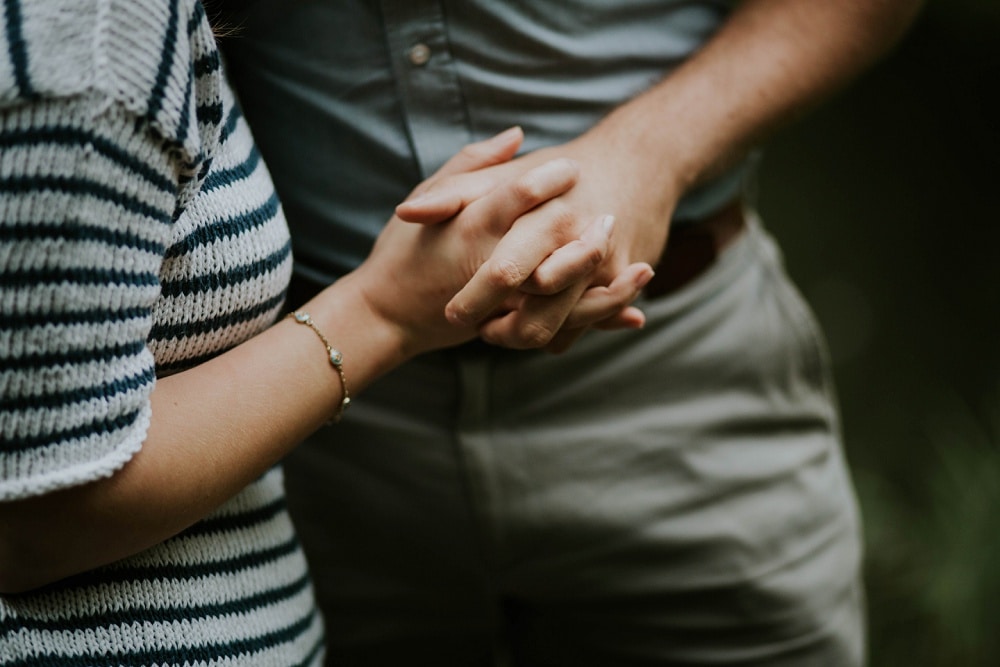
401,0,924,350
589,0,924,207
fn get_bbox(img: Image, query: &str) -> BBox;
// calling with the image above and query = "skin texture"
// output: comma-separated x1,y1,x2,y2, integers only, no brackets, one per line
0,131,651,594
398,0,925,352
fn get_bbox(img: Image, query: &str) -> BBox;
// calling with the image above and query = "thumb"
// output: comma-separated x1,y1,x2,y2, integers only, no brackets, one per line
395,127,523,224
435,126,523,178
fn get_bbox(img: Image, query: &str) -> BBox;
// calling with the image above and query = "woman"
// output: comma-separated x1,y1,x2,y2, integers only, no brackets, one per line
0,1,651,664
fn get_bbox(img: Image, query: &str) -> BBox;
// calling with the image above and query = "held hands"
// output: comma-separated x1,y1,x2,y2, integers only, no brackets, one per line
397,125,681,352
348,128,654,358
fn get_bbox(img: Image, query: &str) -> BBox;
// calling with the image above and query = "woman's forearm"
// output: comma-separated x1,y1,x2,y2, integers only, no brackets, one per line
0,143,630,594
0,281,400,594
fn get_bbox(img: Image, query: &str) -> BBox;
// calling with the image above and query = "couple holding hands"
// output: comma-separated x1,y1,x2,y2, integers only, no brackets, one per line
1,0,920,665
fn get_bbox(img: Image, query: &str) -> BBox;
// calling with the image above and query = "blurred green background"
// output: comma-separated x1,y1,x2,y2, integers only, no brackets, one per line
758,2,999,664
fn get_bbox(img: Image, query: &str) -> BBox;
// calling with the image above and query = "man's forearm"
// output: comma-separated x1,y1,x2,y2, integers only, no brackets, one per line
596,0,924,197
394,0,924,347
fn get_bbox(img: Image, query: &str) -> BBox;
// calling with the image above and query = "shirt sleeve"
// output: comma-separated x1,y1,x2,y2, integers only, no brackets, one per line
0,93,181,501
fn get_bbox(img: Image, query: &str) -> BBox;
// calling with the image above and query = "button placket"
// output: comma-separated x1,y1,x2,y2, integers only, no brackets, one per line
380,0,471,177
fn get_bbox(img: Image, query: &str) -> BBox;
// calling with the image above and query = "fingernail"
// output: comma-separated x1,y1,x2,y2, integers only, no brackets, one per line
399,195,426,210
445,302,473,326
399,190,443,209
601,214,615,237
490,126,522,143
635,266,654,287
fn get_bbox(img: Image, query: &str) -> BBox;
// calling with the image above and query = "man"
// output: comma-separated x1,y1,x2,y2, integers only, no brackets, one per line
221,1,922,664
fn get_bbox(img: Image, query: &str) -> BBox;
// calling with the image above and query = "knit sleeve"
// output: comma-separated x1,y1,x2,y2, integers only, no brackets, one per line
0,94,181,501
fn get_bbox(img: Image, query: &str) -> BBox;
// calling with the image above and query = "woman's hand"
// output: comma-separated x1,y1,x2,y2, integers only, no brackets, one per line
393,129,664,353
345,129,653,357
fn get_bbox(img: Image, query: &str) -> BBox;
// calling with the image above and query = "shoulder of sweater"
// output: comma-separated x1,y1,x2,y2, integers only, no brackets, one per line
0,0,221,166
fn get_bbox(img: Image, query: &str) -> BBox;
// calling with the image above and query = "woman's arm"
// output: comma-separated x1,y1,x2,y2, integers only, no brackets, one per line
0,281,403,594
0,122,648,593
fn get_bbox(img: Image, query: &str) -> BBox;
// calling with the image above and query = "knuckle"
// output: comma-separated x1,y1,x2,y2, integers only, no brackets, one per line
528,270,559,295
445,300,474,325
485,258,525,289
583,242,606,269
457,219,482,245
545,203,578,237
516,319,557,348
596,285,622,307
512,176,547,206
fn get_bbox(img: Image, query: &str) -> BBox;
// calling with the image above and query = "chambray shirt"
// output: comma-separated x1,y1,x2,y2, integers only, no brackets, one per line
222,0,747,284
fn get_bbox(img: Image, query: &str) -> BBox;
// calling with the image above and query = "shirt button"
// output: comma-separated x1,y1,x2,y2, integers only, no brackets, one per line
408,43,431,66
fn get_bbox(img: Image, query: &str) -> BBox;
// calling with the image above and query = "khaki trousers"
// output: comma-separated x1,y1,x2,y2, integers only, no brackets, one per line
282,216,865,666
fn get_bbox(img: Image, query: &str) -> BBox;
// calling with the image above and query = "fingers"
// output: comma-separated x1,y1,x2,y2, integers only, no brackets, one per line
477,279,589,349
541,273,652,354
397,145,575,230
476,262,652,351
395,127,524,224
471,223,651,351
462,156,580,238
543,305,649,354
394,171,497,224
445,199,600,328
562,262,654,330
521,215,615,295
545,306,647,355
435,126,523,178
591,306,647,330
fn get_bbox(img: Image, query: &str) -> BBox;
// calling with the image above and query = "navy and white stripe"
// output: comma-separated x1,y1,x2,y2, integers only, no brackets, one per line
1,0,33,99
1,1,317,664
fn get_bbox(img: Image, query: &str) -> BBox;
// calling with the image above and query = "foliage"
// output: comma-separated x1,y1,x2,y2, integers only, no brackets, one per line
857,390,1000,665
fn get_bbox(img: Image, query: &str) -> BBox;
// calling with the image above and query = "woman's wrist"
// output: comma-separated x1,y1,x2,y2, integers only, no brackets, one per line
303,271,414,396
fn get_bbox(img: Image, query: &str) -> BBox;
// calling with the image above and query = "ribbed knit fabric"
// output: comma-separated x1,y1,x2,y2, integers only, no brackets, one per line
0,1,322,664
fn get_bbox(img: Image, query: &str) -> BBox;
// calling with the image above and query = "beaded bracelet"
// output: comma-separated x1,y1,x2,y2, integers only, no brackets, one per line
288,310,351,423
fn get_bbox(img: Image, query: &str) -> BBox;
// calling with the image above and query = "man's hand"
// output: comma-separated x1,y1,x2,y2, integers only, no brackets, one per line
398,126,676,352
352,129,653,356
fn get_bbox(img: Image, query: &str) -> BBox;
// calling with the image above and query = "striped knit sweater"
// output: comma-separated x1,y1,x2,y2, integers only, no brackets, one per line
0,1,323,664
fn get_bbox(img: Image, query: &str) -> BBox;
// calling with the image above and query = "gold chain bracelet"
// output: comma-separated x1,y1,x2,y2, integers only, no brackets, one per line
288,310,351,423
